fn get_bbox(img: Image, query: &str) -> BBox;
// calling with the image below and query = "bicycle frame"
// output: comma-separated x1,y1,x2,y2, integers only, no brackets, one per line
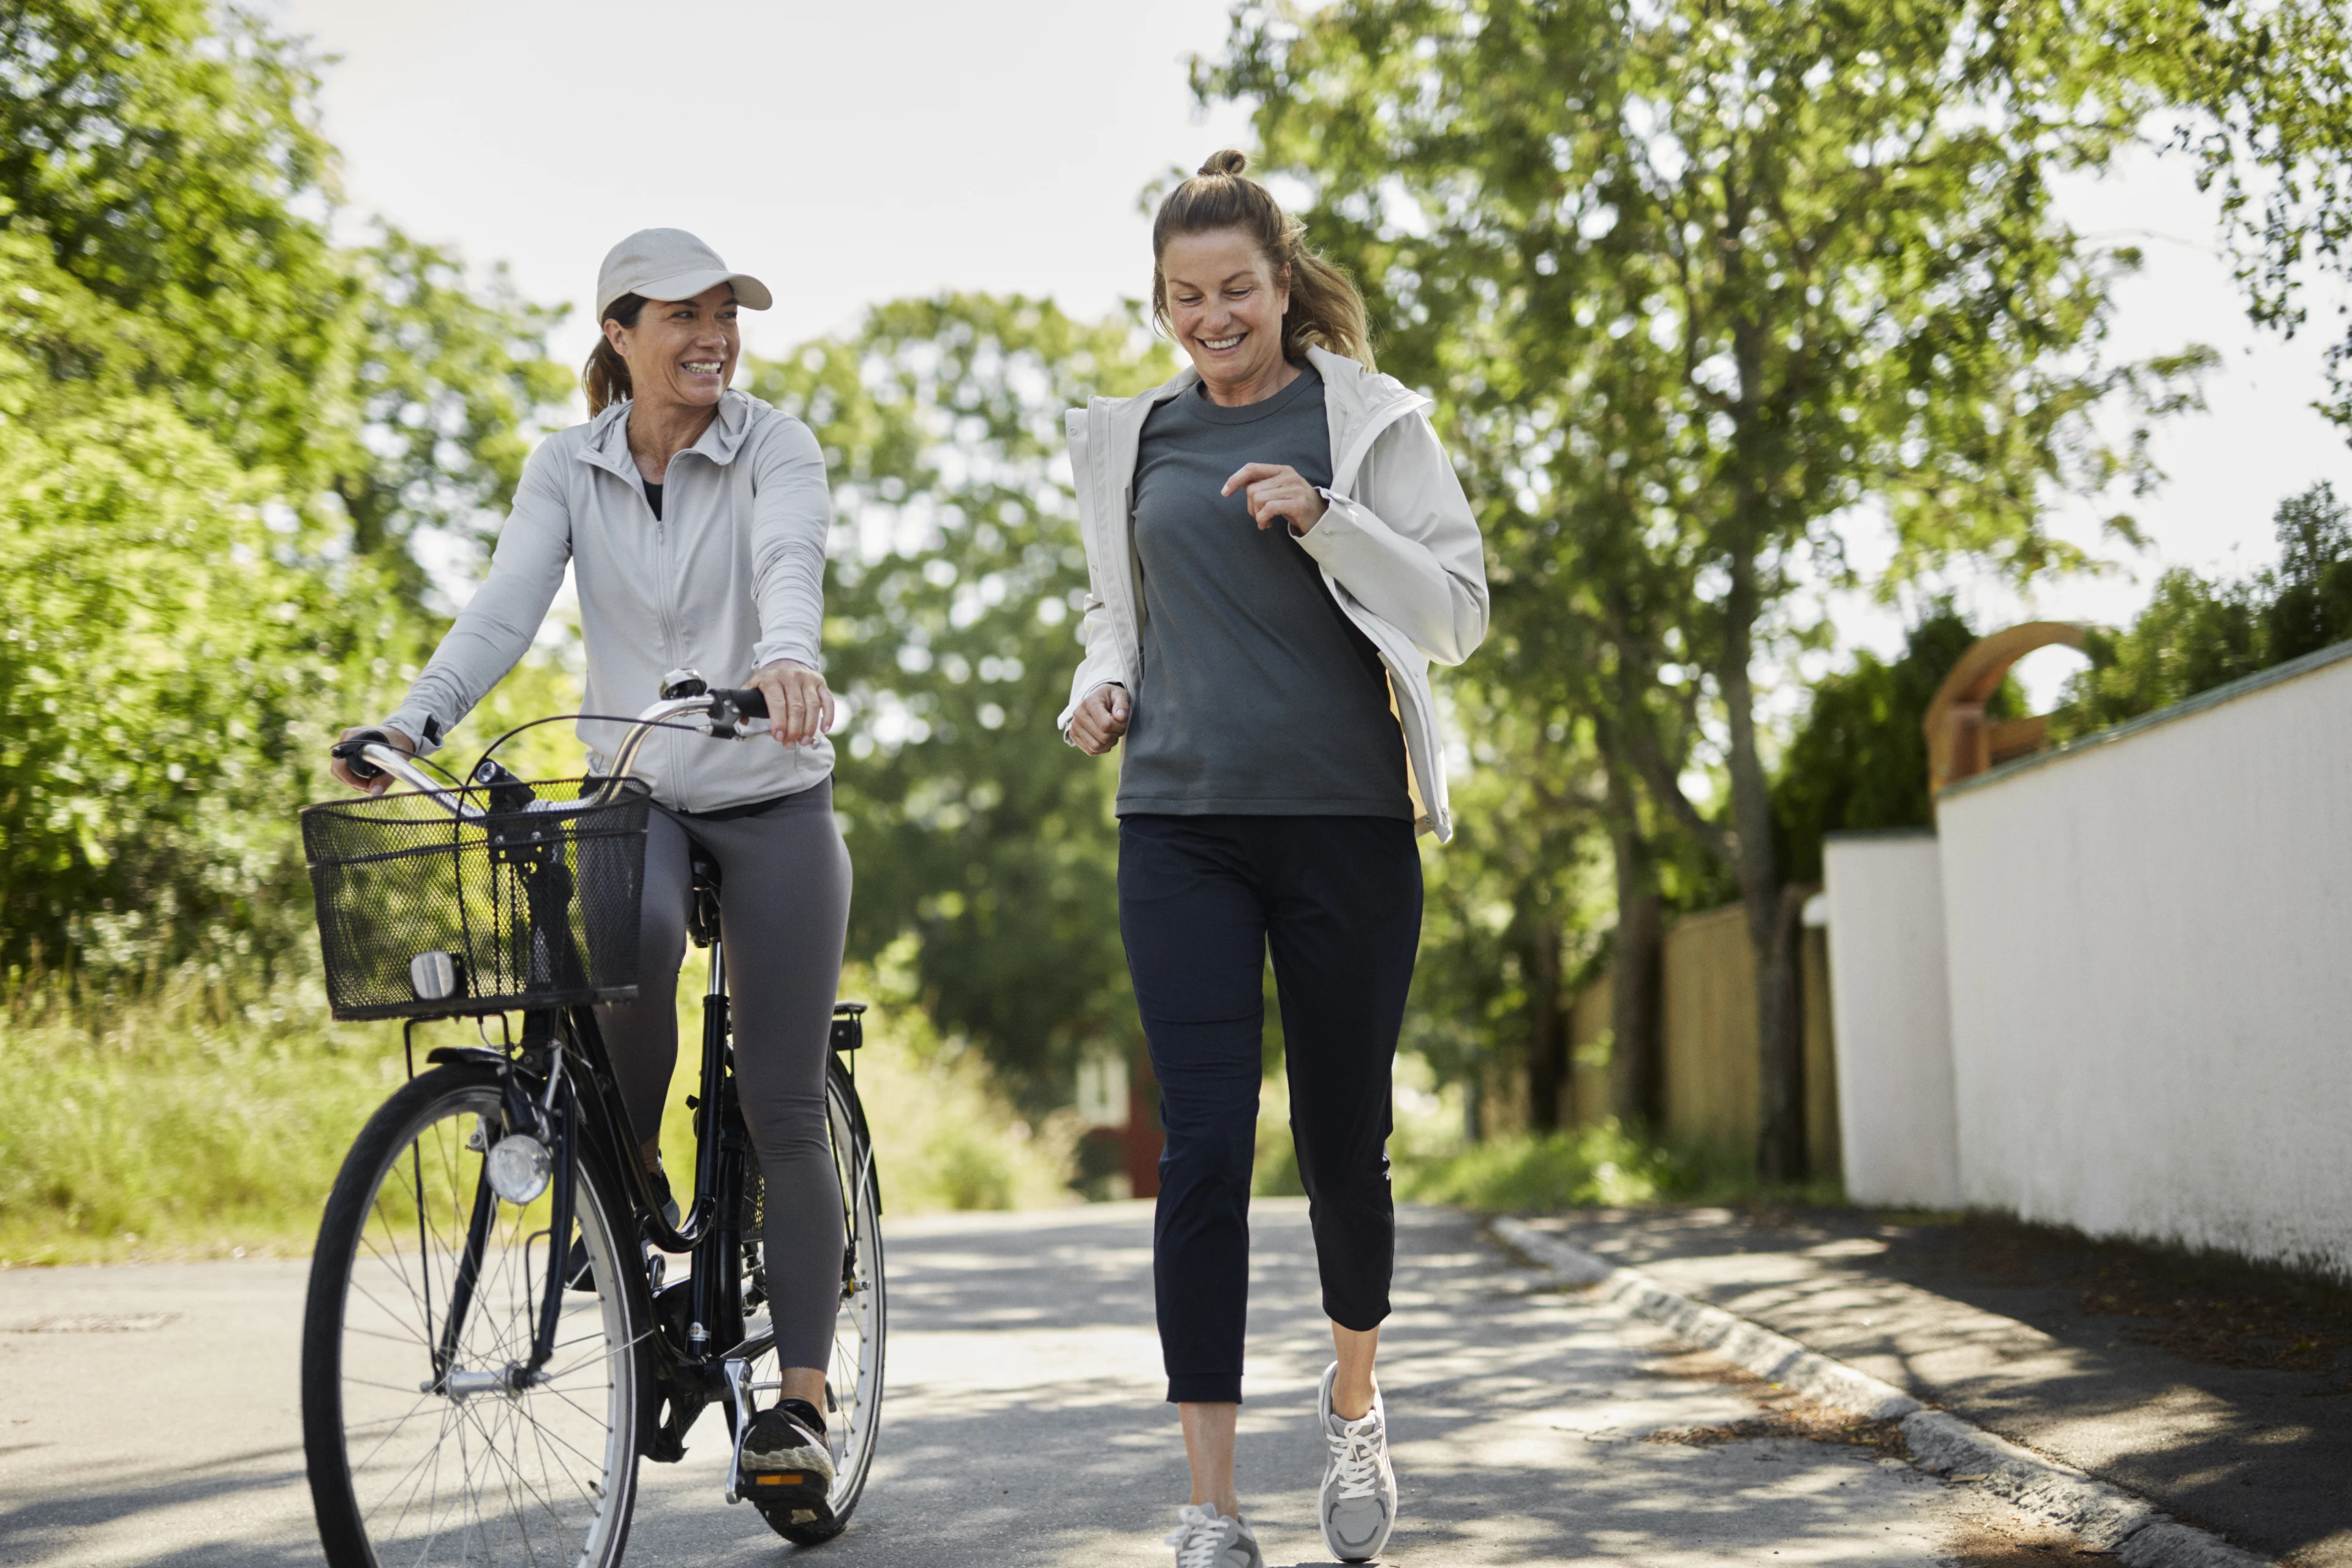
350,687,783,1455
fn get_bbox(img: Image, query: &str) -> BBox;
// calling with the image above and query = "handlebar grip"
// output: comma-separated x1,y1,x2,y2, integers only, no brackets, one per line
713,687,769,720
330,737,386,782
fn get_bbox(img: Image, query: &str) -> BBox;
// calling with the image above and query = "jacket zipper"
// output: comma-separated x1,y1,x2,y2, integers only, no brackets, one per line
649,467,689,811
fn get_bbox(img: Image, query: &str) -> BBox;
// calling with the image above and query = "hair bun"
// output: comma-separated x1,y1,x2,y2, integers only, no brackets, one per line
1198,149,1250,178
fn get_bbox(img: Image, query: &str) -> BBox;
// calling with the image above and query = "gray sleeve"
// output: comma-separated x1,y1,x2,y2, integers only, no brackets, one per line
745,417,834,674
382,443,573,754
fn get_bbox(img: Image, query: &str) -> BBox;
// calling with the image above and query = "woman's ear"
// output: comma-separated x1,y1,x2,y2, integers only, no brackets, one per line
1275,262,1292,316
603,315,631,360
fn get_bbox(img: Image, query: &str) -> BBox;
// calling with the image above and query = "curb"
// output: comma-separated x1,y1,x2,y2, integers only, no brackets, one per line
1490,1216,2272,1568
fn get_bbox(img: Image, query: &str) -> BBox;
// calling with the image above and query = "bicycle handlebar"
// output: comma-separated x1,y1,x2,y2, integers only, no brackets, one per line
331,686,776,818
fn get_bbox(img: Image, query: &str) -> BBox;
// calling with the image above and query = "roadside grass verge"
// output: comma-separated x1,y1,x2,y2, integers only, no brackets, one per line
1,957,1073,1267
1391,1121,1846,1213
1248,1052,1839,1213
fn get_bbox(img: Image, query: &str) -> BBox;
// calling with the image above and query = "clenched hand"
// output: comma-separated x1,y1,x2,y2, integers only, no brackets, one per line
1068,684,1131,755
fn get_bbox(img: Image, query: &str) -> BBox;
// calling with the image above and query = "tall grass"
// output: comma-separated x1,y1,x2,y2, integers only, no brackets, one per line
0,967,403,1264
0,954,1074,1267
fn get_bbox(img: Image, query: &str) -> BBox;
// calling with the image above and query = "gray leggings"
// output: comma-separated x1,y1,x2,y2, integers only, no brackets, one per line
595,777,851,1373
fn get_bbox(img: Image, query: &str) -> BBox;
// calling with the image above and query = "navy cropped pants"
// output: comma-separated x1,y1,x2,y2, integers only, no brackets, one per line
1118,813,1423,1406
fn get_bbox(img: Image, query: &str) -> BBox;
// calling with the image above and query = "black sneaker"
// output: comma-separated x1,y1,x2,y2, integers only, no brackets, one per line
565,1167,677,1291
739,1397,834,1509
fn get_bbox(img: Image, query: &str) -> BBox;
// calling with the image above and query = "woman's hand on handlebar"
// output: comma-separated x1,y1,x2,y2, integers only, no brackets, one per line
331,725,416,795
747,659,834,747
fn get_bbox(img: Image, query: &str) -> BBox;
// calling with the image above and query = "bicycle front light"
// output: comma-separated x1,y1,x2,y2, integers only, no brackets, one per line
486,1133,553,1205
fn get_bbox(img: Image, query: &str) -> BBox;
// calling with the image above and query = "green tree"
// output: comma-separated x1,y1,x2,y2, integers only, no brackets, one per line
1204,0,2217,1177
1771,605,2011,885
0,232,336,972
335,228,575,595
2149,3,2352,429
0,0,352,486
0,2,568,978
749,296,1175,1109
2052,481,2352,740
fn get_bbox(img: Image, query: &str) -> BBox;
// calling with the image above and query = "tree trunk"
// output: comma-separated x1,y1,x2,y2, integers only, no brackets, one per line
1525,914,1567,1133
1756,884,1809,1183
1607,818,1665,1131
1719,541,1806,1182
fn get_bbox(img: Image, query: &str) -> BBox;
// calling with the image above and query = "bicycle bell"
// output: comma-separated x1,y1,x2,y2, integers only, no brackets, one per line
409,950,466,1003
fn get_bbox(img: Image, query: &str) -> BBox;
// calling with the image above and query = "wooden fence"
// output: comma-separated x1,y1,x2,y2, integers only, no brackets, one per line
1493,903,1841,1177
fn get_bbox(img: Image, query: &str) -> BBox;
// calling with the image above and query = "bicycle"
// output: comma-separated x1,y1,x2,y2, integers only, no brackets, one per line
296,675,884,1566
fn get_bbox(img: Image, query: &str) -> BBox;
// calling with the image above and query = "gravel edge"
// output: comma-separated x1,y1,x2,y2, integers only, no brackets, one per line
1489,1216,2274,1568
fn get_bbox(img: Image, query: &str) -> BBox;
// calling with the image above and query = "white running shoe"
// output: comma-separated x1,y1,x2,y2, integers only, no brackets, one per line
1163,1502,1264,1568
1317,1360,1398,1562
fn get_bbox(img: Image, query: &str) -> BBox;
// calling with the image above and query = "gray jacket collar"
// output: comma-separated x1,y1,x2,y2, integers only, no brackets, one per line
578,388,764,480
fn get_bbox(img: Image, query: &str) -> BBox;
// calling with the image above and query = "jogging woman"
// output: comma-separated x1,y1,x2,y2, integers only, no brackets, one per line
331,228,850,1509
1061,153,1488,1566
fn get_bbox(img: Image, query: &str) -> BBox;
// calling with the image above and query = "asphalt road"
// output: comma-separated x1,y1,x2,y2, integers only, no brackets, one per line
1,1200,2082,1566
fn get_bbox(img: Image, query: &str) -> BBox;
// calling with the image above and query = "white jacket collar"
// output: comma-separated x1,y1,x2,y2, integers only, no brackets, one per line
1098,346,1428,490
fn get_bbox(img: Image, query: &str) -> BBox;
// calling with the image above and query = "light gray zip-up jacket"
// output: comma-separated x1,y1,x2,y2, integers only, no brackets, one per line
1057,345,1488,842
383,390,834,813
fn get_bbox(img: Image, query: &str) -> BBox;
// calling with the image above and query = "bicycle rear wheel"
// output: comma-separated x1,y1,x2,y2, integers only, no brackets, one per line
732,1054,886,1545
302,1061,648,1568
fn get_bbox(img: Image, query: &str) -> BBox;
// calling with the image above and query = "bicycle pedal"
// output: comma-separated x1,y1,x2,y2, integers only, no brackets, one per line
751,1490,834,1530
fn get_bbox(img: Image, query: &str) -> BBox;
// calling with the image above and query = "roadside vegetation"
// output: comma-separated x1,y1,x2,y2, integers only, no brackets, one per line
0,953,1076,1267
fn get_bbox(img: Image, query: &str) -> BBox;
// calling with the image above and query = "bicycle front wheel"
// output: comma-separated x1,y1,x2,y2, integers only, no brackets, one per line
301,1061,648,1568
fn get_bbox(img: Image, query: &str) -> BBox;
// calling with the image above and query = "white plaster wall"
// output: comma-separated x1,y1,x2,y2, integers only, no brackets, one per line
1937,650,2352,1275
1823,834,1959,1208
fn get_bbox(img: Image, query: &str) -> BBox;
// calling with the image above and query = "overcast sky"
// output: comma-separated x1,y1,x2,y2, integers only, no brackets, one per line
269,0,2352,703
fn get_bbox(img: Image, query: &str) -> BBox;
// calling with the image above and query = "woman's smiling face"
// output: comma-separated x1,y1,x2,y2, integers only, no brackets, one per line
608,282,740,410
1160,227,1291,396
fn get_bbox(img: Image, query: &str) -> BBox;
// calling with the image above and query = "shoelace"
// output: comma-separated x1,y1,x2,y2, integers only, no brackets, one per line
1326,1411,1385,1500
1163,1504,1237,1568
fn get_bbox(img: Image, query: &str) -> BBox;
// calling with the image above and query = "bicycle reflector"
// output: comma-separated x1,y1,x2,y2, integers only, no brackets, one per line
486,1133,552,1205
409,951,466,1003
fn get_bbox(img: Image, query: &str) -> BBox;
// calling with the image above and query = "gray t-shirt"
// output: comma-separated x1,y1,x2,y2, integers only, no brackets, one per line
1116,366,1412,819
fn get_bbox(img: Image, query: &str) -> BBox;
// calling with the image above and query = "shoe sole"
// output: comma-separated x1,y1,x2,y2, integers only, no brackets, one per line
741,1439,834,1506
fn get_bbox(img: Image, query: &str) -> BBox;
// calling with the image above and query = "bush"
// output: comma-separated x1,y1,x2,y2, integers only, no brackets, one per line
1395,1121,1684,1210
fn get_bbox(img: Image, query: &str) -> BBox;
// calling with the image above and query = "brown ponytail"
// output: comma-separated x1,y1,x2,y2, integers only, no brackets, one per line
581,293,649,415
1151,149,1374,370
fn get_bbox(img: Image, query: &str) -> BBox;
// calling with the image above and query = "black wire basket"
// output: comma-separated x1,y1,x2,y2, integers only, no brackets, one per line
301,777,652,1022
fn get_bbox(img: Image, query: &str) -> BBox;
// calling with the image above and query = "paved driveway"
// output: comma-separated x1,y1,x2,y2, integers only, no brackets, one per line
2,1201,2069,1565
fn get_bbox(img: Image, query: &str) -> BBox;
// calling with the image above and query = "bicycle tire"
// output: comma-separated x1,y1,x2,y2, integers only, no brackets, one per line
302,1061,650,1568
736,1054,886,1545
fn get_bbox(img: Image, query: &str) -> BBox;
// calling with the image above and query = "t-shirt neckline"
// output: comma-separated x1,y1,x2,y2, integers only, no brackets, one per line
1179,362,1322,426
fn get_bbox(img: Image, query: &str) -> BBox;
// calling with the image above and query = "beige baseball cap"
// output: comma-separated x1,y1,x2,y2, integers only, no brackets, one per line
595,228,772,322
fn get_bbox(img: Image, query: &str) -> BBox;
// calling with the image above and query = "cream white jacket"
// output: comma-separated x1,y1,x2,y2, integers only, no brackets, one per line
1057,346,1488,842
384,390,834,813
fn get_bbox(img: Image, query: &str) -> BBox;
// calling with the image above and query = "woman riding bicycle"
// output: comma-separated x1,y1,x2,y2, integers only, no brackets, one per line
331,227,849,1493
